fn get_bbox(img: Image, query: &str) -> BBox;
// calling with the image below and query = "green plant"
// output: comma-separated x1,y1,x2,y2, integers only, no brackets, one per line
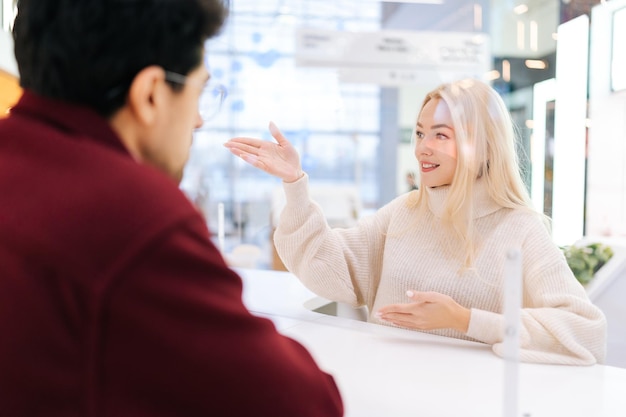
561,242,614,285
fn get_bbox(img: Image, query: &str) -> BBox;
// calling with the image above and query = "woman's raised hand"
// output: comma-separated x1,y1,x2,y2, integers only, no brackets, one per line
224,121,304,183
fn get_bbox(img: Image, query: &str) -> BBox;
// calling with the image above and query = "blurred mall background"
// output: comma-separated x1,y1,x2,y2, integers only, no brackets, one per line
1,0,625,265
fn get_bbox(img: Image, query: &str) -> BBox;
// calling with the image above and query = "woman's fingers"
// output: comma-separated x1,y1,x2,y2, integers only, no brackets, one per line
224,142,254,157
225,137,262,150
269,121,290,146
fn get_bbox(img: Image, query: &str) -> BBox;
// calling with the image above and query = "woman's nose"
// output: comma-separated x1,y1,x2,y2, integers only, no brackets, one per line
415,137,432,155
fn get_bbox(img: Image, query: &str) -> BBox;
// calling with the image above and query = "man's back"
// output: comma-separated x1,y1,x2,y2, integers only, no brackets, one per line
0,92,343,416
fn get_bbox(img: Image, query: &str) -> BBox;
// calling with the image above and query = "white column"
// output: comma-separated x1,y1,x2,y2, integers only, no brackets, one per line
551,15,590,246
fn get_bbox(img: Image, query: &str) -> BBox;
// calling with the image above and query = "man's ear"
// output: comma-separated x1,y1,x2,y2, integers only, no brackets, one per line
127,66,167,127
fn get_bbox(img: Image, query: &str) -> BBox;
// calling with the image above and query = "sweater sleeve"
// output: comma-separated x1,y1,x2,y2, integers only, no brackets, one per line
274,173,393,308
99,213,343,417
466,216,607,365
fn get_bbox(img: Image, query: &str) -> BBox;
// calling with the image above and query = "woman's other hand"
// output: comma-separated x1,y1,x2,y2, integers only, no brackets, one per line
376,290,470,333
224,121,303,183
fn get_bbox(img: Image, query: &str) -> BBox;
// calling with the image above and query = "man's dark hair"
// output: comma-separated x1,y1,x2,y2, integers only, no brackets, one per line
12,0,227,117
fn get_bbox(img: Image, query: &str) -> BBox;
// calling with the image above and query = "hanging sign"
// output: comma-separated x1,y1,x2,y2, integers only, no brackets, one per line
295,28,490,85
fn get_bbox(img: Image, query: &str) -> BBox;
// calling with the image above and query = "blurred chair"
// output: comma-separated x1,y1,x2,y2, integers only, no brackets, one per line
224,244,263,269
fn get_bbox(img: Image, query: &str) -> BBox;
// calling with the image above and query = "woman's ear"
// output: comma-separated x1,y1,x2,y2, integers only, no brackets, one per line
126,66,166,127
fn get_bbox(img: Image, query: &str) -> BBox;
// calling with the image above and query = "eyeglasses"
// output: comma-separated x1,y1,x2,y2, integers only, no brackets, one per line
164,70,227,121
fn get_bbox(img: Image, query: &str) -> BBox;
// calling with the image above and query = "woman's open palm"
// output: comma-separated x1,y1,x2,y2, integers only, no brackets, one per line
224,121,303,183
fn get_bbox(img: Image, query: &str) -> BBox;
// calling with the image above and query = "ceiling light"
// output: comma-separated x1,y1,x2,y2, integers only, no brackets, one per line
502,59,511,82
514,4,529,15
530,20,538,51
474,4,483,30
525,59,547,70
485,70,500,81
517,21,525,50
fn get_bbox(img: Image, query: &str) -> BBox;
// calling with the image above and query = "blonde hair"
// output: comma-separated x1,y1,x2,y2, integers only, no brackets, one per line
409,79,538,267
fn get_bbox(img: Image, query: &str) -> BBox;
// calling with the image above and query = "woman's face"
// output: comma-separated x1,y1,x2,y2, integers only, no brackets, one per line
414,98,458,188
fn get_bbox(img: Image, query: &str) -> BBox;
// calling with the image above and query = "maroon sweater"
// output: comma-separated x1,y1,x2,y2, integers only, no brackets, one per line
0,92,343,417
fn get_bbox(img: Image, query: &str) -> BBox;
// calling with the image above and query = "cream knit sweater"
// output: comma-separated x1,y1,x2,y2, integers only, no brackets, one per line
274,174,607,365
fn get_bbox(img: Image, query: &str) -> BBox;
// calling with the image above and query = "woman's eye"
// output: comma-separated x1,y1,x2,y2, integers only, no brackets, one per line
415,131,424,139
436,133,448,140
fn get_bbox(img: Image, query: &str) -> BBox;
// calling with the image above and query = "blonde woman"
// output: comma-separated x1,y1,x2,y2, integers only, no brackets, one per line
225,79,606,365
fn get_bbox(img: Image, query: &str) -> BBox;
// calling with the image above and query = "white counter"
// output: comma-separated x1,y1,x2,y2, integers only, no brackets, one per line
238,268,626,417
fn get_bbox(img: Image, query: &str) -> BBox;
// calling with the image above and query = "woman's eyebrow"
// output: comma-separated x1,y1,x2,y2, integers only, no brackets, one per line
416,122,453,130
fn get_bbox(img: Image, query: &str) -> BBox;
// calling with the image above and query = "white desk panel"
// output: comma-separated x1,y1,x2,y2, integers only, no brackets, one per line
282,319,626,417
237,268,626,417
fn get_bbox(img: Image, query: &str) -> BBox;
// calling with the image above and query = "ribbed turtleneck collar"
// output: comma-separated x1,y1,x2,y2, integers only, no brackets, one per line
424,178,502,219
